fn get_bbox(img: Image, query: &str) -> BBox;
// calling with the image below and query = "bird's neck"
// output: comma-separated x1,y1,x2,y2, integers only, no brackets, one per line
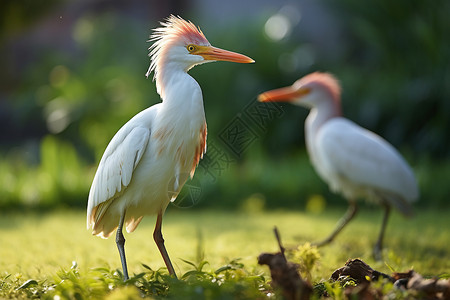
305,102,341,153
154,61,197,100
156,66,205,126
156,63,199,100
306,100,341,131
155,62,179,100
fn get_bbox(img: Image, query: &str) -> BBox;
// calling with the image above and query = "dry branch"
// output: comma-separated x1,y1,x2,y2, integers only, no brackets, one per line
258,227,312,300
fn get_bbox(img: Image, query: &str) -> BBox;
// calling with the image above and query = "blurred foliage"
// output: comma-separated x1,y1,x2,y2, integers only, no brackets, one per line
0,0,62,39
0,135,88,208
329,0,450,156
1,0,449,210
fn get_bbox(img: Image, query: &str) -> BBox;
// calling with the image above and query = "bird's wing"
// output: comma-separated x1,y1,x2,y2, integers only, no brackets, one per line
315,118,418,204
87,108,155,229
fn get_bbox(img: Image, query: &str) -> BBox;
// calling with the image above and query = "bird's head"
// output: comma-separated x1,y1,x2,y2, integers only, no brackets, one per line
146,15,254,80
258,72,341,110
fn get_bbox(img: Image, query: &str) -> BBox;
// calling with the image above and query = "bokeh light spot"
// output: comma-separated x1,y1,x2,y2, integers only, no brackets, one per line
241,193,266,213
44,98,71,134
73,17,94,45
46,108,70,134
305,194,326,214
49,65,70,88
264,14,291,41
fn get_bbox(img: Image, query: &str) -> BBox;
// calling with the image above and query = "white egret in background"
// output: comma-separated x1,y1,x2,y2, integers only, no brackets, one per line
87,15,254,280
258,72,418,259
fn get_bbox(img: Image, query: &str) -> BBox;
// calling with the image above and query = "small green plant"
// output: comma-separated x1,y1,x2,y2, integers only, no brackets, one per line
322,280,345,300
291,242,321,282
1,260,269,299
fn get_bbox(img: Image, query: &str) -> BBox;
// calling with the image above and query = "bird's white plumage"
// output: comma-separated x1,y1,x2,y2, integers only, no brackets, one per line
86,16,215,240
87,70,207,238
87,106,155,229
86,15,253,279
312,117,418,213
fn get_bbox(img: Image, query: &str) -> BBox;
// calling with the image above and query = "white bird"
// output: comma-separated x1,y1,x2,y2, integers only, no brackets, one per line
258,72,418,259
87,15,254,280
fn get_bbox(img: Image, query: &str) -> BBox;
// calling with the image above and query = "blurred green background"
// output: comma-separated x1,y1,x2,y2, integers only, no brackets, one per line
1,0,449,211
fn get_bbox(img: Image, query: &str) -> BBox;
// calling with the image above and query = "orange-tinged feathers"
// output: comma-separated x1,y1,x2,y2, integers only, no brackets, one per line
146,15,210,80
191,122,207,177
296,72,341,103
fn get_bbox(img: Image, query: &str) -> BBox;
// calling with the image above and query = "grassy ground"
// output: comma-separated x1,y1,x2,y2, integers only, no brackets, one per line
1,207,449,298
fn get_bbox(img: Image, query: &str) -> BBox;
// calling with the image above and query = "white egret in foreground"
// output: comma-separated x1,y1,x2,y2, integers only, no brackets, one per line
87,15,254,280
258,72,418,259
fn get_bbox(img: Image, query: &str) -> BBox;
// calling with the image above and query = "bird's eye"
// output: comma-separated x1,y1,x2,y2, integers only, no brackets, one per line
187,44,196,52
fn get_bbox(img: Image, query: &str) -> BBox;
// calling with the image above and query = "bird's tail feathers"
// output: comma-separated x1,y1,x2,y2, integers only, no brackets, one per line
125,216,144,233
90,201,118,238
383,192,414,217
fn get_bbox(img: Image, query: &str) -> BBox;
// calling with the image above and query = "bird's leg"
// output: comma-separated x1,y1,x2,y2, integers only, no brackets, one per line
116,212,129,281
373,204,391,261
315,201,358,247
153,212,177,278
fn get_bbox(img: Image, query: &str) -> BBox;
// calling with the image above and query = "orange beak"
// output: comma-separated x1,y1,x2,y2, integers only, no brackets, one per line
258,86,310,102
195,45,255,63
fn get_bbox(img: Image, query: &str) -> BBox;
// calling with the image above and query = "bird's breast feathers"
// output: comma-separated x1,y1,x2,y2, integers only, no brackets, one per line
153,119,207,176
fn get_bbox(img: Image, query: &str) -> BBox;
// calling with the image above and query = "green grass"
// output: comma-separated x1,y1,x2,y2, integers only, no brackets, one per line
1,208,449,298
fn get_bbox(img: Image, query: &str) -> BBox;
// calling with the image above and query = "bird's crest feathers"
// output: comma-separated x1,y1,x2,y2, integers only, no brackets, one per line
146,15,209,80
298,72,341,103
